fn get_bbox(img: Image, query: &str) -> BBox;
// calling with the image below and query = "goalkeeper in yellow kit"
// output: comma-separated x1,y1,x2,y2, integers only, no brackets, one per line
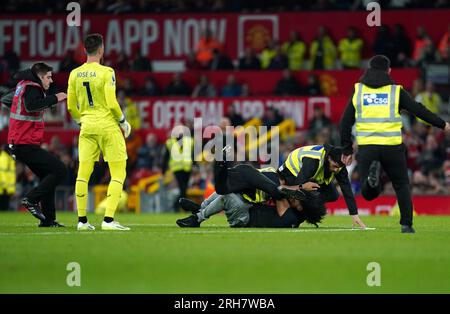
67,34,131,231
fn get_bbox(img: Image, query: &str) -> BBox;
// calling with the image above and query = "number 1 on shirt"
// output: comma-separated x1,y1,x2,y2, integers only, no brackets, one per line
82,82,94,107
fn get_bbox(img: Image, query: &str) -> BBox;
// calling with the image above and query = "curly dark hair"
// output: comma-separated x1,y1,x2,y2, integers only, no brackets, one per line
300,190,327,227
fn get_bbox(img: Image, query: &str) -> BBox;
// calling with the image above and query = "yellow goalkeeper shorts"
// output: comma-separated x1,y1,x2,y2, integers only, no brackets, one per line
78,126,128,162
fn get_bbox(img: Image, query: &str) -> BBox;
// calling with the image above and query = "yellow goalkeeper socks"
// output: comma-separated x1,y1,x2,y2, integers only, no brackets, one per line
75,161,94,219
75,179,88,217
104,161,127,219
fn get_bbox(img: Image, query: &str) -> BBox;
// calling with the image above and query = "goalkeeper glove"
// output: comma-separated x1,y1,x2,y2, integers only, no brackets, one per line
119,116,131,138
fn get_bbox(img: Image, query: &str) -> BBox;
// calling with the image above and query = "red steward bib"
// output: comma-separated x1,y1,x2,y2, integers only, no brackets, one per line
8,80,45,145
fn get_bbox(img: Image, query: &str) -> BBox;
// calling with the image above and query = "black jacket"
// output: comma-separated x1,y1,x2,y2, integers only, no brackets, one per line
247,204,304,228
0,69,57,112
340,68,446,155
279,145,358,215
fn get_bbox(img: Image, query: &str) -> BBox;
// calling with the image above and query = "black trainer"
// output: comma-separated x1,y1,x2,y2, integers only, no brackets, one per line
401,225,415,233
179,198,201,214
21,198,46,221
176,215,201,228
368,161,381,188
279,187,308,201
39,220,65,227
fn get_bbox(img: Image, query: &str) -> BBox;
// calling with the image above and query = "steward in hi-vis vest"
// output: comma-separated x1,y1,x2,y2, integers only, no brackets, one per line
162,124,195,211
278,144,365,228
340,55,449,233
0,63,67,226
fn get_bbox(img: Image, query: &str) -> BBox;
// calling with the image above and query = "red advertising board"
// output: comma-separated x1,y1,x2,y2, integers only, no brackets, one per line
1,10,448,61
131,96,346,131
327,195,450,216
0,95,348,143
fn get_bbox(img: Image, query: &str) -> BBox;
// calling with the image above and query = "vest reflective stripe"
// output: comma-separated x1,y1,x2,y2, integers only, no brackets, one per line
8,80,46,145
283,145,338,185
355,84,401,123
353,83,403,145
16,91,22,114
167,137,193,172
286,147,323,177
242,189,265,203
242,167,277,203
10,112,43,122
356,131,402,137
10,81,44,122
14,81,41,115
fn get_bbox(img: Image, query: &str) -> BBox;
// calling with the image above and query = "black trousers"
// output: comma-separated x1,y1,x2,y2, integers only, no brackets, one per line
319,183,339,203
11,145,67,221
173,170,191,211
279,166,340,204
357,144,413,226
0,194,11,211
214,162,284,200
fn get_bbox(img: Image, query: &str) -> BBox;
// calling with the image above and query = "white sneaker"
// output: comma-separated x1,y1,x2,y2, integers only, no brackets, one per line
101,221,130,231
77,222,96,231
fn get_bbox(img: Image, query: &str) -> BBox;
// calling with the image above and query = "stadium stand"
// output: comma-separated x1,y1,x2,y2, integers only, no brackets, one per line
0,1,449,213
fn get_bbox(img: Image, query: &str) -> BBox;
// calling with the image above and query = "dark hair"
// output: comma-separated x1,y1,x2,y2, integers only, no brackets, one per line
368,55,391,71
31,62,53,76
300,191,327,227
84,33,103,55
327,145,345,167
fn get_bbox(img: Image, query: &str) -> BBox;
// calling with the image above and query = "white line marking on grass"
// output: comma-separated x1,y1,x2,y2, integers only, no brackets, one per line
176,228,377,234
0,227,376,236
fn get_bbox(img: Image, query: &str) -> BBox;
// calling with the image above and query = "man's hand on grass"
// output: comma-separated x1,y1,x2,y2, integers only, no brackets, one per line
351,215,366,229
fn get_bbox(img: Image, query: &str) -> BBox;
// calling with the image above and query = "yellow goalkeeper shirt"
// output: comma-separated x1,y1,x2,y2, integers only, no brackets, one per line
67,62,123,131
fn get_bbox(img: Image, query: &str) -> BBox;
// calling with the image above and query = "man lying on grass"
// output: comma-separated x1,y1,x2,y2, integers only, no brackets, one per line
176,148,327,228
176,189,326,228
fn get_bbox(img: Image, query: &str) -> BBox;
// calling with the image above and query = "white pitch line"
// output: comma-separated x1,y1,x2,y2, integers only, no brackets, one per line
0,227,376,236
176,228,376,234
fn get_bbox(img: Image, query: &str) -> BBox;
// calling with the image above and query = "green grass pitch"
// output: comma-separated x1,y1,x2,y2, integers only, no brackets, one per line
0,212,449,293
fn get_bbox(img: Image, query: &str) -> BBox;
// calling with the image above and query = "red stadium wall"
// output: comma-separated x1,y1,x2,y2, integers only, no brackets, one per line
1,95,349,143
327,196,450,216
0,10,448,60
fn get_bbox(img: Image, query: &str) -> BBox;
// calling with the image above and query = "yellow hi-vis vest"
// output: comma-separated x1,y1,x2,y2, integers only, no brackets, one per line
338,38,363,68
0,150,16,195
166,136,194,173
284,145,336,185
353,83,402,146
242,167,277,203
416,91,441,125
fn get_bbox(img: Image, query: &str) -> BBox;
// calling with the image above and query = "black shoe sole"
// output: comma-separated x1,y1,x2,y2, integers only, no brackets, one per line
179,198,201,214
176,218,200,228
368,161,381,188
39,223,65,227
21,202,46,221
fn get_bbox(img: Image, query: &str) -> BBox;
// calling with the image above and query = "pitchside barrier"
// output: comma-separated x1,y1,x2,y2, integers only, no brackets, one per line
0,95,371,144
10,185,448,215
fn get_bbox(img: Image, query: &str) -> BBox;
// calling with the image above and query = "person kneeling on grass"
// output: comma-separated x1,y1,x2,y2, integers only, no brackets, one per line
176,150,326,228
176,190,326,228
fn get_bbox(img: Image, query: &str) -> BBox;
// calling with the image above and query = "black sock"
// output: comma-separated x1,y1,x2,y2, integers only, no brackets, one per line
78,216,88,223
104,217,114,223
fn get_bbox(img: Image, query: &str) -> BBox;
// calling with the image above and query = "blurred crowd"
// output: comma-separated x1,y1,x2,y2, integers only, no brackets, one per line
1,2,449,211
3,0,450,14
4,22,448,73
2,89,448,212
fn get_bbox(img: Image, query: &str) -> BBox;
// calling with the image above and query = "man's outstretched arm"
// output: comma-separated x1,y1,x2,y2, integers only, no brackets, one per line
335,168,366,228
